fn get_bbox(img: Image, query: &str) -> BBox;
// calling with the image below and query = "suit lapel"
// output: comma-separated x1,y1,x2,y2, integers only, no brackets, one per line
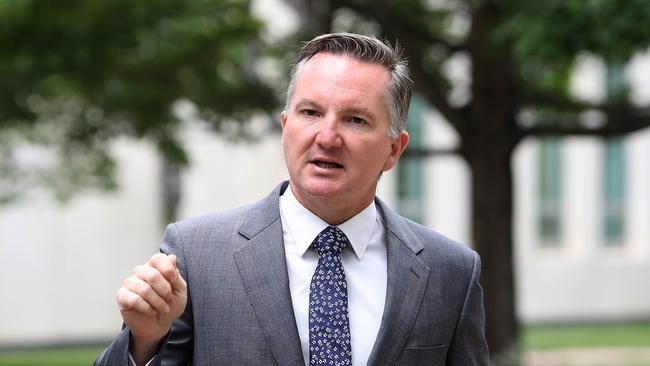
367,200,431,365
233,182,304,366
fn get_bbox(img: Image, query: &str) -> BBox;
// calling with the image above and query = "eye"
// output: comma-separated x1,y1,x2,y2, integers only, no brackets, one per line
347,116,367,125
300,109,320,118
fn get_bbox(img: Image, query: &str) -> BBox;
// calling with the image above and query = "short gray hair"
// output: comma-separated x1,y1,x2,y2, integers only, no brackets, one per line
285,32,412,138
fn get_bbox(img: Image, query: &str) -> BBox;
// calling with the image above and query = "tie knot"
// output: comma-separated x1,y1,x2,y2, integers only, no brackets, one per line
312,226,349,256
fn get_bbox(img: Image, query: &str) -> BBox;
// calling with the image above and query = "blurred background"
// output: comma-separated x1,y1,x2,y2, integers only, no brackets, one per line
1,0,650,365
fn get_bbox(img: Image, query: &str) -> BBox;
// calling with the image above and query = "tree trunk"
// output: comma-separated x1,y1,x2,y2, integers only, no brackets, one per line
161,157,181,224
287,0,333,35
462,3,521,363
467,145,520,365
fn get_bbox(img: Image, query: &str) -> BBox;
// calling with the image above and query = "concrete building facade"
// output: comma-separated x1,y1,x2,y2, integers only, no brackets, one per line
2,2,650,345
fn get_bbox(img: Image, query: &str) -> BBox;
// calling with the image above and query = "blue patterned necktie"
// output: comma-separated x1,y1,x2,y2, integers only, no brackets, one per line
308,226,352,366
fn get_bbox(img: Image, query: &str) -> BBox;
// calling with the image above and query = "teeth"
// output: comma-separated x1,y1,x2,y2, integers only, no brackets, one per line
315,161,340,169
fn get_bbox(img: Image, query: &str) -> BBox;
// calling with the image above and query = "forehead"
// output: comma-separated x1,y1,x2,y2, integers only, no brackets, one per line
292,53,391,107
297,52,390,82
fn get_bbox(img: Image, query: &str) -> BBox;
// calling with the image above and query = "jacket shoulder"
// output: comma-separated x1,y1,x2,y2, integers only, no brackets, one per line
172,205,250,233
394,215,479,273
169,182,285,240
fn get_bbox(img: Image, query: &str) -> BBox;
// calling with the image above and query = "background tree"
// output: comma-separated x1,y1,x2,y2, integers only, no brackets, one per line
285,0,650,363
4,0,650,364
0,0,278,221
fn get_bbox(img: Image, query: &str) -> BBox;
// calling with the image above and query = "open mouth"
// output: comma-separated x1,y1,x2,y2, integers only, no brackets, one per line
312,160,343,169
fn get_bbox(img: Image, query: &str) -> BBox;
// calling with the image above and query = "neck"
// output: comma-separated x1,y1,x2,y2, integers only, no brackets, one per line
289,183,374,226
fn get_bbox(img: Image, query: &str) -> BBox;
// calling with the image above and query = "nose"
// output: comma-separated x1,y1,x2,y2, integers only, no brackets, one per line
315,117,342,149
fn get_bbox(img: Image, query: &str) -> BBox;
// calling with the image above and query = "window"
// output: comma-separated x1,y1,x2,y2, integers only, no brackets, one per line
603,138,625,244
538,137,562,245
602,63,626,245
397,95,425,224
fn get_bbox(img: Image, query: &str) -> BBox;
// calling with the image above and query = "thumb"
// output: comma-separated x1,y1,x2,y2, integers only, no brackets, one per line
165,254,180,284
168,254,178,269
167,254,186,291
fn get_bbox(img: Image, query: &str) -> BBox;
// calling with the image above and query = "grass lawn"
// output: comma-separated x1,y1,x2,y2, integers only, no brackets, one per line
523,322,650,349
0,346,105,366
1,323,649,365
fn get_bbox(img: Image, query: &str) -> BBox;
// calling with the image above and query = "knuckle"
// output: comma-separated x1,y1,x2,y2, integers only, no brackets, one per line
132,279,151,297
115,288,126,303
133,298,149,312
134,265,157,283
126,293,139,308
139,267,155,282
149,253,166,266
159,266,174,280
119,291,137,308
158,285,172,299
123,276,138,289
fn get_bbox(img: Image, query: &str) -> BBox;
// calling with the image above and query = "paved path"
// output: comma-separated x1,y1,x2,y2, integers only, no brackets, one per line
525,347,650,366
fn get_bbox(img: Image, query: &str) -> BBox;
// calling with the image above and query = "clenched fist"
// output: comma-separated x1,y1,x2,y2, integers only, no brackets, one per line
116,253,187,364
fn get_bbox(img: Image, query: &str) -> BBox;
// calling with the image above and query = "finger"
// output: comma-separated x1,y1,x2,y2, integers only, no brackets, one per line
171,266,187,294
116,287,157,316
159,254,186,294
168,254,177,268
123,276,171,314
147,253,177,284
132,264,173,301
164,255,186,291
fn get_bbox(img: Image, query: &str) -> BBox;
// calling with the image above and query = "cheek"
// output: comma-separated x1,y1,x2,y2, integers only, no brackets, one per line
283,129,307,161
354,141,392,172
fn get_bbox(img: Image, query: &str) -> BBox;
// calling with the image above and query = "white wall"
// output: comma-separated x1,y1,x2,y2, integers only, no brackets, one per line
513,133,650,323
2,4,650,343
0,139,162,344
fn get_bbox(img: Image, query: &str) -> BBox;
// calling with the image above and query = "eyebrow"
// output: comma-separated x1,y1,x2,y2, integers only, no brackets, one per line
344,107,375,120
293,99,376,120
293,99,322,111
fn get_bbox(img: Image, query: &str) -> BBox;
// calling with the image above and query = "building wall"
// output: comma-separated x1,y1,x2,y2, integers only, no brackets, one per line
513,133,650,323
0,139,162,344
2,4,650,343
2,103,650,345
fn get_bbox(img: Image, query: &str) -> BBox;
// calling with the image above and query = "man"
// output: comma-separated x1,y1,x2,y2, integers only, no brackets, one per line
95,32,488,366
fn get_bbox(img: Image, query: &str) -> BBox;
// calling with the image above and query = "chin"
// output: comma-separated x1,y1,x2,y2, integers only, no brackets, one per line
300,179,346,199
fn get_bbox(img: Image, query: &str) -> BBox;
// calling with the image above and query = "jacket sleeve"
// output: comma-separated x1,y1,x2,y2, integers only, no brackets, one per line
94,224,195,366
446,251,490,365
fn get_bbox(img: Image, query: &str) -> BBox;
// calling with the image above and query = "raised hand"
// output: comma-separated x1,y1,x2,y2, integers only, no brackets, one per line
116,253,187,365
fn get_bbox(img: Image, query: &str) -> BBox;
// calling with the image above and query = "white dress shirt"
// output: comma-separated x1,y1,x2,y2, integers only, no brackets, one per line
280,186,387,366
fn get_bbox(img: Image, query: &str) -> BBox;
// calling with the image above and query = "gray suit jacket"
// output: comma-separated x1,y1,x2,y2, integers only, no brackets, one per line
95,181,488,365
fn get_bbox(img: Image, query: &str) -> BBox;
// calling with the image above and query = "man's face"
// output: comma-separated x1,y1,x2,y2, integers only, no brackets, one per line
281,52,409,218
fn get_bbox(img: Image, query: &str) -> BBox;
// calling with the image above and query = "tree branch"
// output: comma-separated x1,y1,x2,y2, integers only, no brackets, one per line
342,1,466,53
522,88,646,114
521,106,650,137
402,146,460,158
519,86,650,136
522,88,600,111
408,62,468,132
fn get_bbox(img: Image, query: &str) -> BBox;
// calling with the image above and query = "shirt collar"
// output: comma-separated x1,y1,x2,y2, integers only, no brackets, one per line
279,186,377,261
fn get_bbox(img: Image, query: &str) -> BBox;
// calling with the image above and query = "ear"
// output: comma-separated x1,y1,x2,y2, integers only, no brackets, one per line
281,111,288,129
382,131,409,172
